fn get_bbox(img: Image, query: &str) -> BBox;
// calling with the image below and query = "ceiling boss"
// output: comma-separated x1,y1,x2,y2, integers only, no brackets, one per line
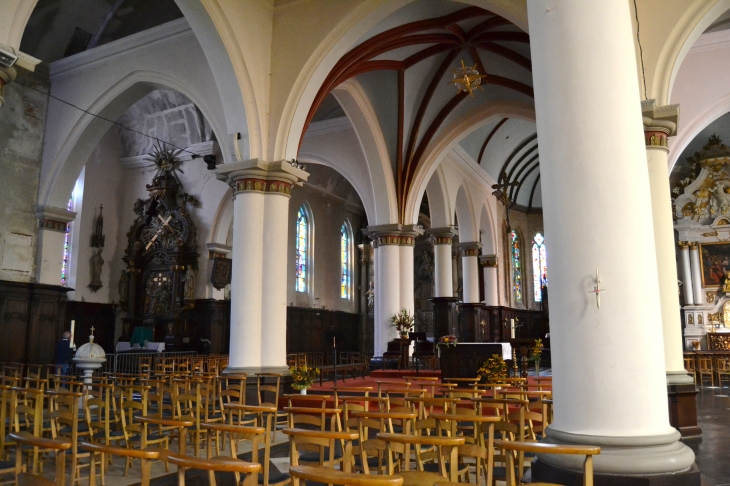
449,59,488,97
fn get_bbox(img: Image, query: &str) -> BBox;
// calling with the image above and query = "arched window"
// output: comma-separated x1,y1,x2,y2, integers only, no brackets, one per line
340,223,351,299
532,233,547,302
295,205,310,292
510,230,523,303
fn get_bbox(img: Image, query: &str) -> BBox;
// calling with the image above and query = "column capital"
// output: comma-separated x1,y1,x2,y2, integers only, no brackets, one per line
642,99,679,151
36,205,77,232
365,224,424,247
688,241,699,250
457,241,481,257
425,226,458,245
678,241,688,250
216,159,309,197
206,242,231,260
479,254,498,268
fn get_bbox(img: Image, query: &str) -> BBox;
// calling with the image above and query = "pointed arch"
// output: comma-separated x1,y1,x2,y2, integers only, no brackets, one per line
454,184,478,242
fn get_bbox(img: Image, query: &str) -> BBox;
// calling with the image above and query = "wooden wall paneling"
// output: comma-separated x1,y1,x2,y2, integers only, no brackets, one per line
64,302,117,353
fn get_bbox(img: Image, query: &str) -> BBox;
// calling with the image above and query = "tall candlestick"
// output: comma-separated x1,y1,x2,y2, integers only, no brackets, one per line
510,318,515,339
70,320,75,348
333,336,336,347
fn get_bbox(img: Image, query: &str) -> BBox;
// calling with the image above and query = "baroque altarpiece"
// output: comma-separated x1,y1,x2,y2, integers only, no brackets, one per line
118,147,199,346
674,135,730,351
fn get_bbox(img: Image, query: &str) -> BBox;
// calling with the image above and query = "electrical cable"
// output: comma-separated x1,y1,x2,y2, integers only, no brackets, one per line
633,0,648,100
14,79,204,159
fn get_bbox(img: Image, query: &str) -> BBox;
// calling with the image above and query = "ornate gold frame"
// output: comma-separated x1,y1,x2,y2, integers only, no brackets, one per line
698,241,730,287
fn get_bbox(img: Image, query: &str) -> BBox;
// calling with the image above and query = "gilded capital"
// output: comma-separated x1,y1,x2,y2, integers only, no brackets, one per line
678,241,688,250
688,241,699,250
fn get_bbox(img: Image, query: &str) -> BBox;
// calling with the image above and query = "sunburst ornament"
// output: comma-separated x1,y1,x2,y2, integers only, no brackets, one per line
449,59,487,97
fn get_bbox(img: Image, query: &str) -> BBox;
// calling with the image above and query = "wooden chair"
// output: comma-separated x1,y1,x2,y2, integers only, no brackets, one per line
715,354,730,387
12,387,46,474
289,464,403,486
697,356,714,386
201,423,265,484
167,452,261,486
257,373,286,437
377,432,465,483
284,428,358,472
81,441,161,486
118,386,169,474
496,440,600,486
48,390,99,486
683,355,697,384
10,432,71,486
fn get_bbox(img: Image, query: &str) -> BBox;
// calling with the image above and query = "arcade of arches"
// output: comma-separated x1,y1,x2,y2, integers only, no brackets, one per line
4,0,730,483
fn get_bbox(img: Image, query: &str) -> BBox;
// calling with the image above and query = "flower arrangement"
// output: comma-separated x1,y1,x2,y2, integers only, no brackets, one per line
390,309,415,337
529,338,543,376
290,365,320,390
529,338,543,362
437,335,458,348
477,354,507,384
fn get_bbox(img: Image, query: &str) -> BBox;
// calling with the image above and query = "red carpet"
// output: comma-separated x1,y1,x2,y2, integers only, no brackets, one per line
370,370,441,379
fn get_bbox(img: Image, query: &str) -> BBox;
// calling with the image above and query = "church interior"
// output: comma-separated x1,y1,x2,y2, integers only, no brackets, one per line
2,0,730,485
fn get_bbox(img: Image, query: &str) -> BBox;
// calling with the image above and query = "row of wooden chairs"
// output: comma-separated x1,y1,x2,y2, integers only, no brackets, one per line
684,353,730,386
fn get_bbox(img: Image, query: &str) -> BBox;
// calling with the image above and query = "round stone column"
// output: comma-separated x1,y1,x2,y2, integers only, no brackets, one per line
458,243,481,304
479,255,499,306
643,102,693,386
426,227,457,297
527,0,695,479
689,242,703,306
370,229,401,356
217,160,308,373
678,242,694,305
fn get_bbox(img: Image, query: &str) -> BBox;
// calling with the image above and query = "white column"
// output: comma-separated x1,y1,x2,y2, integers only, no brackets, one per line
679,242,694,305
689,242,703,305
260,182,294,370
228,189,264,369
373,233,400,355
527,0,694,477
217,160,308,372
36,206,77,285
643,103,693,385
458,242,481,304
426,227,457,297
479,255,499,306
451,247,459,297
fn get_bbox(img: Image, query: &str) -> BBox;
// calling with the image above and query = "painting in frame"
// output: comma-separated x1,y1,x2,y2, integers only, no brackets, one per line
699,242,730,287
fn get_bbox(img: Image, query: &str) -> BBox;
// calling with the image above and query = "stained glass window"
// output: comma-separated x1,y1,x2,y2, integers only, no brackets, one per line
341,223,350,299
61,195,74,286
532,233,547,302
295,206,309,292
510,230,522,303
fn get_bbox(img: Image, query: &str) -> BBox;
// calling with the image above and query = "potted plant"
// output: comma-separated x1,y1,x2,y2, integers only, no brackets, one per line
529,338,543,377
390,309,415,339
290,365,320,394
477,353,507,384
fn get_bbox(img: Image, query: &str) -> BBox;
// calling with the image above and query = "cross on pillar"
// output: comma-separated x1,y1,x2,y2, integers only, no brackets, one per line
588,269,606,309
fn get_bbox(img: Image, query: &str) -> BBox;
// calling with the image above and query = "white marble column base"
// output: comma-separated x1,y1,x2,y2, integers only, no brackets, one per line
538,427,695,475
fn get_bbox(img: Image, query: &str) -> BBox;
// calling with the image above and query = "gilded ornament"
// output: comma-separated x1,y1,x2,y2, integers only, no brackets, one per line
698,313,704,325
702,231,719,237
723,275,730,294
678,241,688,250
688,242,698,250
706,291,716,303
688,313,694,325
709,311,722,323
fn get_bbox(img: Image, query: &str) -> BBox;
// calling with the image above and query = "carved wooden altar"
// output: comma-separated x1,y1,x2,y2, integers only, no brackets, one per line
708,332,730,350
119,148,199,344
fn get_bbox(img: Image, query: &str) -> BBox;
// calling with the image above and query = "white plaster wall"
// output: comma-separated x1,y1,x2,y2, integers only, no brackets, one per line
67,129,124,303
670,30,730,169
39,19,236,211
286,167,366,314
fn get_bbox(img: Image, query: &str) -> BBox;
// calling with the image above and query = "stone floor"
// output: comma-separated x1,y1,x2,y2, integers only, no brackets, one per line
689,387,730,486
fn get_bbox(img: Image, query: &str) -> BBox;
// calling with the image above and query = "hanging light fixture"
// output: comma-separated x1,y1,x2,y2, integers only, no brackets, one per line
448,59,487,97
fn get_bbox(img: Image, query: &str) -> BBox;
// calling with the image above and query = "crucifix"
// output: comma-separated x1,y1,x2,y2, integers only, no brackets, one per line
492,171,519,230
588,269,606,309
89,326,96,342
145,214,175,250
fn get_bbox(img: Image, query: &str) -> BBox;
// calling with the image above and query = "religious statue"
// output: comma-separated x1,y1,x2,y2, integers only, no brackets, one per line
183,267,197,301
88,248,104,292
118,271,129,302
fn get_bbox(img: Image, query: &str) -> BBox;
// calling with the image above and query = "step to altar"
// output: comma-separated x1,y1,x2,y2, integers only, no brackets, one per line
369,369,442,380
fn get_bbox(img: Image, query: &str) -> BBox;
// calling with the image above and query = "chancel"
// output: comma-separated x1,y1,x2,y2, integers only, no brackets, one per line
4,0,730,484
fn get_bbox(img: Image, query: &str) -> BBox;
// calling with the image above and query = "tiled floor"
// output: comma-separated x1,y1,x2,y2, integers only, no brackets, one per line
689,387,730,486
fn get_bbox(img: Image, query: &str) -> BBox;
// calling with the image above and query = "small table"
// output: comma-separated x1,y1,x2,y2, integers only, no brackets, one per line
138,415,193,453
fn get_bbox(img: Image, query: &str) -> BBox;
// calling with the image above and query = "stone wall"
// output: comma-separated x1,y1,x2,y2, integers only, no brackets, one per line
0,68,50,283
